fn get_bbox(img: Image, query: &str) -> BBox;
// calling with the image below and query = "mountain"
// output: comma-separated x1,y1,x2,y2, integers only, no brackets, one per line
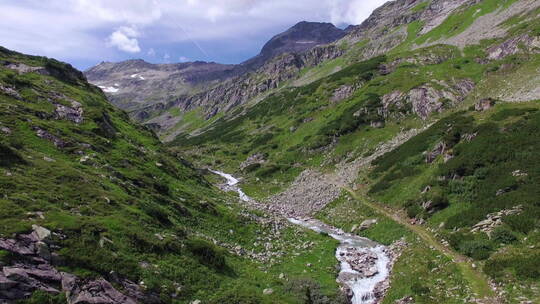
241,21,347,70
85,21,345,110
168,0,540,303
85,21,347,140
3,0,540,303
0,47,350,304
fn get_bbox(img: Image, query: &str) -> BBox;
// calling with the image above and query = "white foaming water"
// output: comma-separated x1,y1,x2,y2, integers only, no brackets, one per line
289,218,390,304
209,170,250,202
210,171,390,303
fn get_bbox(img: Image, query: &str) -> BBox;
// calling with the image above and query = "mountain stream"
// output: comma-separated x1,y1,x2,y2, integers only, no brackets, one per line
211,170,391,304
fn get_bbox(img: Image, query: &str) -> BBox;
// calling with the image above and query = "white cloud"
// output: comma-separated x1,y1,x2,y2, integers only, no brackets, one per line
179,56,190,62
0,0,388,68
147,48,156,56
328,0,389,25
108,26,141,53
73,0,162,24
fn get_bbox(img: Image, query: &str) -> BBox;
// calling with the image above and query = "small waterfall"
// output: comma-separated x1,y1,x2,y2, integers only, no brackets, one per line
290,218,390,304
210,171,391,304
209,169,250,202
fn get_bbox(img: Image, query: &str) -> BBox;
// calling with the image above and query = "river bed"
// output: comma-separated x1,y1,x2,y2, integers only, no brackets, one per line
211,170,391,304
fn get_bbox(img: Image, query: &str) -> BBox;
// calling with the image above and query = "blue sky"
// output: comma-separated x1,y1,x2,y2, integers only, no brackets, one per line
0,0,388,70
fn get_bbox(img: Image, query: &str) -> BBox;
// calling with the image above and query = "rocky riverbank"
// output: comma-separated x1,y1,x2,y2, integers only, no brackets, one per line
211,170,404,304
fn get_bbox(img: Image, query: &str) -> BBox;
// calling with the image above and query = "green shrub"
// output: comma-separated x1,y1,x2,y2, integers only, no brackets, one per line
187,239,228,271
285,278,340,304
139,201,172,226
406,203,423,218
255,164,287,178
485,252,540,280
0,144,26,167
243,163,261,172
505,214,536,234
459,239,493,260
491,227,517,244
19,290,66,304
210,284,265,304
411,282,430,295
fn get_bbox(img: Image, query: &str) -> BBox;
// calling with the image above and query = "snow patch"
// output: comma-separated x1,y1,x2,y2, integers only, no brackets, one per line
98,86,119,93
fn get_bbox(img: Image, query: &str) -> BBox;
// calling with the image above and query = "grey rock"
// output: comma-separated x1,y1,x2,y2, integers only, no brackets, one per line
54,102,84,124
487,34,540,60
63,276,137,304
331,85,355,103
359,219,378,231
475,98,496,112
0,85,21,100
395,296,415,304
0,127,11,135
240,153,267,171
32,225,51,242
34,128,68,148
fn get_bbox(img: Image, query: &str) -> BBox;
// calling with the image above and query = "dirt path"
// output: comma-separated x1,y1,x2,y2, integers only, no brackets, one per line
343,187,501,303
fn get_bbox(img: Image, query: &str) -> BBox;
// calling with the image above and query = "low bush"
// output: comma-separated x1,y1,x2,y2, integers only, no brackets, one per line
459,239,493,260
485,252,540,280
491,227,518,244
505,214,537,234
187,239,228,271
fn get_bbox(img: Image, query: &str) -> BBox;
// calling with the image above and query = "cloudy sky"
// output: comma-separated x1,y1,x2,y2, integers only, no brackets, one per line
0,0,389,70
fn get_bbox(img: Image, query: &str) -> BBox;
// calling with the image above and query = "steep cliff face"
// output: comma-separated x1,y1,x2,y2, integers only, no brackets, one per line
242,21,347,70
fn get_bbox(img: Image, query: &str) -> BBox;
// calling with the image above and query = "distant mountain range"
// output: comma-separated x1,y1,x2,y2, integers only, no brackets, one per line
85,21,348,113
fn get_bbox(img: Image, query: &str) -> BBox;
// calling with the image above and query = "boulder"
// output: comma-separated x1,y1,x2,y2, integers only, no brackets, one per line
62,276,137,304
331,85,355,103
240,153,267,171
395,296,415,304
359,219,378,231
474,98,495,111
263,288,274,295
32,225,51,242
54,102,84,124
0,127,11,134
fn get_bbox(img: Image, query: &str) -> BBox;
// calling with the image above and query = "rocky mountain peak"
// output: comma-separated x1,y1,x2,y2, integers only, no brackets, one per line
243,21,346,69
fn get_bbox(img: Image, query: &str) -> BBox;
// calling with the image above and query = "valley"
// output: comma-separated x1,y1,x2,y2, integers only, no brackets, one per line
1,0,540,303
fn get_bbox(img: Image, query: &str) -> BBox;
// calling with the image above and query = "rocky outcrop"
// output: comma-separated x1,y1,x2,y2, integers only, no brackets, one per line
382,79,475,120
471,205,523,234
475,98,496,112
331,85,356,103
0,85,21,100
34,127,69,148
243,21,347,71
240,153,267,171
5,62,48,75
487,34,540,60
138,43,347,134
380,47,456,75
425,141,447,163
0,226,146,304
63,275,137,304
359,219,378,231
54,101,84,124
87,22,347,121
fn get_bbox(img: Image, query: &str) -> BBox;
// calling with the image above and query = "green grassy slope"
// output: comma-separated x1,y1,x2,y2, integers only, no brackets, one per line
0,47,348,304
